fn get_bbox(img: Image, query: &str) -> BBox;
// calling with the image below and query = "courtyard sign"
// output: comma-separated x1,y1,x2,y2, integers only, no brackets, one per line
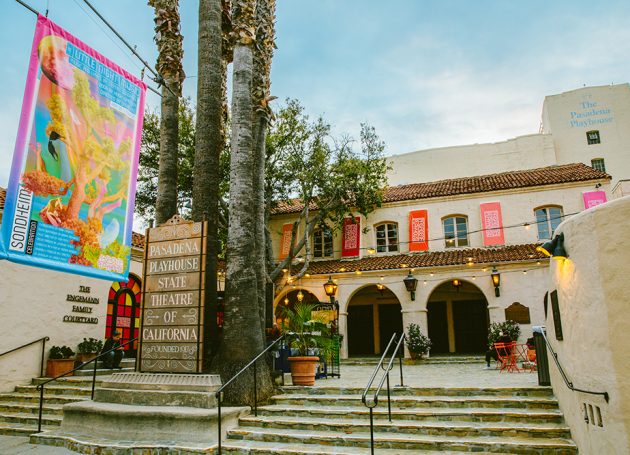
138,216,206,373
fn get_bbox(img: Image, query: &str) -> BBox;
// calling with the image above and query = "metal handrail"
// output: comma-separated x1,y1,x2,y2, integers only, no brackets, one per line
361,333,405,454
538,327,609,402
216,335,285,455
35,337,138,432
0,336,49,378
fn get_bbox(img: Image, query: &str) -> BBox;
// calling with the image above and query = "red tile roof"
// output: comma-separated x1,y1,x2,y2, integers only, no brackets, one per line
0,187,5,210
272,163,610,215
131,232,145,249
305,244,546,275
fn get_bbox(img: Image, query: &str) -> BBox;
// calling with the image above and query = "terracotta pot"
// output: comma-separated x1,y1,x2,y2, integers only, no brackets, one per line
288,356,320,386
409,351,424,360
46,358,75,378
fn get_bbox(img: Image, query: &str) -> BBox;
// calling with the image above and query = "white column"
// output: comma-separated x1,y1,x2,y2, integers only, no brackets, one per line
339,310,348,359
401,308,427,358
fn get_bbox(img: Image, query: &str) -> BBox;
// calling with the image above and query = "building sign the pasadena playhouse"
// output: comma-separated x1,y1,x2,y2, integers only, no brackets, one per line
138,217,206,373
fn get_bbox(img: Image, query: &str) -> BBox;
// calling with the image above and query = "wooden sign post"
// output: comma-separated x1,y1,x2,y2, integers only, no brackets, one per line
138,215,206,373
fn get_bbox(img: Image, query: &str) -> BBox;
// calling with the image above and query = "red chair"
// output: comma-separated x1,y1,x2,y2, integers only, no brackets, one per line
494,341,519,373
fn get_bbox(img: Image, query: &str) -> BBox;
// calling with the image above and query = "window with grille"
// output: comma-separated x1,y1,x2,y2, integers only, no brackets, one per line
535,206,563,240
443,216,468,248
375,223,398,253
591,158,606,173
313,227,333,258
586,130,600,145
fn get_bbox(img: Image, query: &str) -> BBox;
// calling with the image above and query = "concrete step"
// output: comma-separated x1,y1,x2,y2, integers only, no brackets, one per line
220,438,489,454
0,411,61,427
256,404,565,424
0,401,64,416
238,414,572,439
0,393,86,406
226,426,578,454
281,385,554,397
273,393,560,410
0,423,59,437
14,384,93,397
341,355,484,366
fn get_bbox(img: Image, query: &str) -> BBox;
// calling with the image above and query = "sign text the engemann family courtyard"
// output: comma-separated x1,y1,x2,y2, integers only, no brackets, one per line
139,216,206,373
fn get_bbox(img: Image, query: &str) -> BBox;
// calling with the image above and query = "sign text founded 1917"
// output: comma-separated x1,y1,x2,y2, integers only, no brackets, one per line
139,216,206,373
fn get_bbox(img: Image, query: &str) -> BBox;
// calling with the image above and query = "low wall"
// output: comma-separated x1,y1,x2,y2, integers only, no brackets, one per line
545,196,630,454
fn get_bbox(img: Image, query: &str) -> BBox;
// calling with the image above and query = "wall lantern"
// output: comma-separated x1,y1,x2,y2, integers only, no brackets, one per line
491,267,501,297
536,232,568,261
403,271,418,301
452,279,462,291
323,276,338,304
296,290,304,302
376,283,386,295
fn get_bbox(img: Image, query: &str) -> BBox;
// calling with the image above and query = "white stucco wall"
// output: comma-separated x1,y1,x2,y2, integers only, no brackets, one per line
545,195,630,454
386,134,557,185
0,257,142,392
269,180,611,262
542,84,630,187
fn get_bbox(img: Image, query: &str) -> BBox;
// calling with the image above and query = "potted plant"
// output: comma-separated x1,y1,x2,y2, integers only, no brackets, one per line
405,323,432,359
278,301,333,386
487,320,521,349
46,345,76,377
77,337,103,363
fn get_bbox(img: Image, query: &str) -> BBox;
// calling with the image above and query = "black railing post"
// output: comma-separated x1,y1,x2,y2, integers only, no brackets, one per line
40,337,48,378
386,371,392,422
369,406,375,455
37,385,44,432
217,392,222,455
91,357,99,399
253,360,258,417
398,335,404,387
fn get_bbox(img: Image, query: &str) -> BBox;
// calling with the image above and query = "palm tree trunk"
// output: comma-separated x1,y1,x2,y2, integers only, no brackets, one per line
149,0,185,225
192,0,224,369
215,0,273,404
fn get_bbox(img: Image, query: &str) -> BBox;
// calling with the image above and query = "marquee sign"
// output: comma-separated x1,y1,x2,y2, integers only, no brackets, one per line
138,216,206,373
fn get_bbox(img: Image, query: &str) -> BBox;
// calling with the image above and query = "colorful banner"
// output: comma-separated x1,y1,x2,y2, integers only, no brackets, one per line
0,16,146,281
342,216,360,257
408,210,428,252
279,223,294,259
480,202,505,246
583,190,607,209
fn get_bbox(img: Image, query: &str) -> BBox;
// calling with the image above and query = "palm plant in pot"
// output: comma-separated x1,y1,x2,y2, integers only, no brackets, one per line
405,323,432,360
278,301,333,386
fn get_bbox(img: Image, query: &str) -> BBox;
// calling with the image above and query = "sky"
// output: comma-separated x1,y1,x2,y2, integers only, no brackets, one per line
1,0,630,188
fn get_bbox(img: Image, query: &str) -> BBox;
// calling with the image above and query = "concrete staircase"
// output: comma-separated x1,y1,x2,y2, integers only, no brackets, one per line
220,385,578,454
343,355,485,366
0,358,135,437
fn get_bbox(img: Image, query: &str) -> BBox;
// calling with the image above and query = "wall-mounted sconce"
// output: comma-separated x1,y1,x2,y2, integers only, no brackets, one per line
403,271,418,301
537,232,568,261
452,279,462,291
491,267,501,297
376,283,386,295
323,276,338,304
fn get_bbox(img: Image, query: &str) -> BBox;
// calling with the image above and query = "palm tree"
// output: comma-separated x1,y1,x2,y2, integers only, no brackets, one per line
148,0,185,224
191,0,226,369
215,0,273,403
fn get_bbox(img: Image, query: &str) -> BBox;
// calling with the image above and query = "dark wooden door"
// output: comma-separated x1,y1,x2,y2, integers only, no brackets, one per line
452,300,488,353
348,305,374,356
427,301,449,354
378,304,403,353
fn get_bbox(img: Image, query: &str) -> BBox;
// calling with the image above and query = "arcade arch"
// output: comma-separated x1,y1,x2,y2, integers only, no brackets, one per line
426,279,489,354
346,285,403,357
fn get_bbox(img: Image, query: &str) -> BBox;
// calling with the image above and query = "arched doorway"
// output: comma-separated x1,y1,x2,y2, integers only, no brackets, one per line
427,279,488,354
347,285,403,357
107,274,142,356
274,289,321,326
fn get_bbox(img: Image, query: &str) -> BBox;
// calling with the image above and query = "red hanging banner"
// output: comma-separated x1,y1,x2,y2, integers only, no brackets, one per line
408,210,429,252
582,190,607,209
480,202,505,246
342,217,360,257
279,223,293,259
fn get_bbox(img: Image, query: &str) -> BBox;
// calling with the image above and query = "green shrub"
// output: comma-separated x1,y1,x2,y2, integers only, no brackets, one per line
77,337,103,354
488,320,521,349
277,302,333,357
49,345,75,359
405,323,432,355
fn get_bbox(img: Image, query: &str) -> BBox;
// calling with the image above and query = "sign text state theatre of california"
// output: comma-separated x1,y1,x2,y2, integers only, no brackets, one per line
139,217,206,373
